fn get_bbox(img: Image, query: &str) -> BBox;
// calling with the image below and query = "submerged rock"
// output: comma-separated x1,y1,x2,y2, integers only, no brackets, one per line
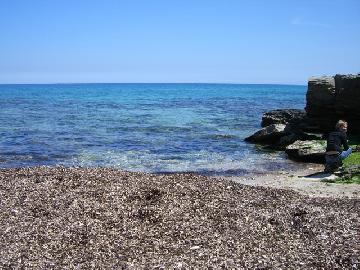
285,140,326,163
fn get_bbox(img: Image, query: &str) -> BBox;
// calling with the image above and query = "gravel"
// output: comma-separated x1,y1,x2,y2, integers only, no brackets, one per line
0,166,359,269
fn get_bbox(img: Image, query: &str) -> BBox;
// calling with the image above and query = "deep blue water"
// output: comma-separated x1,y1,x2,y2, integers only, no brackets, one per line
0,83,307,175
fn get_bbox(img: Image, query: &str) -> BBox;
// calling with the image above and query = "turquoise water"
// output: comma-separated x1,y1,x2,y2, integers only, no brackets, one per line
0,83,307,175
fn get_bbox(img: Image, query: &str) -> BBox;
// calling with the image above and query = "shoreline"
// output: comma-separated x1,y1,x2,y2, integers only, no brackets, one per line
2,163,360,199
219,163,360,198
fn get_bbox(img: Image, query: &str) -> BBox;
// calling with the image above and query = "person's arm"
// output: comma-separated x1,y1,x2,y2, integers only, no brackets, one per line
341,133,349,150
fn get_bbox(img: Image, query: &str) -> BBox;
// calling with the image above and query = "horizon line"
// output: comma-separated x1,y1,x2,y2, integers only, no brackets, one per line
0,82,307,86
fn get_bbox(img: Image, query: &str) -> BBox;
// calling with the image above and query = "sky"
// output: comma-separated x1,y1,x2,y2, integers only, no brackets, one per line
0,0,359,84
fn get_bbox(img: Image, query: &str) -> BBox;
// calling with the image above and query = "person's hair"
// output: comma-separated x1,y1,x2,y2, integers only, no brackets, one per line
335,120,348,130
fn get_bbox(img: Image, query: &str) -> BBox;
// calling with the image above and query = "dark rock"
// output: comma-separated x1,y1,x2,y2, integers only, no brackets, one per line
305,74,360,134
305,76,338,132
277,134,300,148
245,73,359,165
306,76,336,110
300,132,323,140
334,74,360,134
245,124,287,143
245,121,323,150
285,140,326,163
273,131,323,150
261,109,306,127
261,109,323,137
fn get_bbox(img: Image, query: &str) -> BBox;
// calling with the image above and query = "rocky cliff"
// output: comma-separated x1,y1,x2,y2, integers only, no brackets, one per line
306,74,360,134
245,73,360,163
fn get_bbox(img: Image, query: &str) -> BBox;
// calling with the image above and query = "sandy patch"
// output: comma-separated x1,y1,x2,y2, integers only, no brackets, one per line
219,163,360,198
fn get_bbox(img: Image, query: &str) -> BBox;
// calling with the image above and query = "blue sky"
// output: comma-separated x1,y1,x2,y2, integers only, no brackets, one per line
0,0,359,84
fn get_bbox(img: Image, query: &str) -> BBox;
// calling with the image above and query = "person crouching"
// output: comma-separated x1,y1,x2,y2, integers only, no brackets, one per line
324,120,353,173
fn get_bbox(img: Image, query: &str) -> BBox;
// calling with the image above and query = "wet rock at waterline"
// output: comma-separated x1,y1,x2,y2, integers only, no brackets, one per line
244,124,288,144
285,140,326,163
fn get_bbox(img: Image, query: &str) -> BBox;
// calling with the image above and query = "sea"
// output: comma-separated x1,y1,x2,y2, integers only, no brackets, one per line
0,83,308,176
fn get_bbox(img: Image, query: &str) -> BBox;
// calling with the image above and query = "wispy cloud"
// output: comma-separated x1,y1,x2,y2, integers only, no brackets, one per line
291,16,332,29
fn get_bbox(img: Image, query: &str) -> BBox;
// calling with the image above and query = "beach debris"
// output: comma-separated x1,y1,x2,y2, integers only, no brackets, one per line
0,166,359,269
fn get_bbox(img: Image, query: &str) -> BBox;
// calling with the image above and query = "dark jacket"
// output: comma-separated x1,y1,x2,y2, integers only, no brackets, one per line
326,130,349,153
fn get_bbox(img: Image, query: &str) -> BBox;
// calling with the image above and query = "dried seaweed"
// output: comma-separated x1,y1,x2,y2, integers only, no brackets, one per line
0,166,359,269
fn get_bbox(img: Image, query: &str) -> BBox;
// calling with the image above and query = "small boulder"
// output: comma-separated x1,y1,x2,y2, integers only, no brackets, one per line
285,140,326,163
261,109,306,127
245,124,287,144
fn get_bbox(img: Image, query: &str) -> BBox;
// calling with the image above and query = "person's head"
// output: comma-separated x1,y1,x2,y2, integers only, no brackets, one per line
335,120,348,132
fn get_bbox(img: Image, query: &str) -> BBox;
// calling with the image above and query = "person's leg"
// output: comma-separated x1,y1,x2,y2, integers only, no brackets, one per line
324,155,342,173
340,148,352,159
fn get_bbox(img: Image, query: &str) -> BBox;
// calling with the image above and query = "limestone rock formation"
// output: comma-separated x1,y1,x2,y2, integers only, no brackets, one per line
334,74,360,133
261,109,307,127
246,108,322,149
305,76,337,132
244,124,287,143
306,74,360,133
245,73,359,164
285,140,326,163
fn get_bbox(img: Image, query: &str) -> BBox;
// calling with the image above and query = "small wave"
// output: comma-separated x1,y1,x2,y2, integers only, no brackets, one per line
66,149,278,176
206,134,238,140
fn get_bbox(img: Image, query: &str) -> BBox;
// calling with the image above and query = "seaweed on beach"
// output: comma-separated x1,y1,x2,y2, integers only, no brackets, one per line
0,167,359,269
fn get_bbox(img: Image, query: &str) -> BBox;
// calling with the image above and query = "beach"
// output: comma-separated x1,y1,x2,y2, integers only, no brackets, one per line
2,0,360,268
1,166,359,269
224,163,360,199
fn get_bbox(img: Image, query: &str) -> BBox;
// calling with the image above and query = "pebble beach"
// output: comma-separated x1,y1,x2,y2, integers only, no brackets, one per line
2,0,360,267
1,166,359,269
